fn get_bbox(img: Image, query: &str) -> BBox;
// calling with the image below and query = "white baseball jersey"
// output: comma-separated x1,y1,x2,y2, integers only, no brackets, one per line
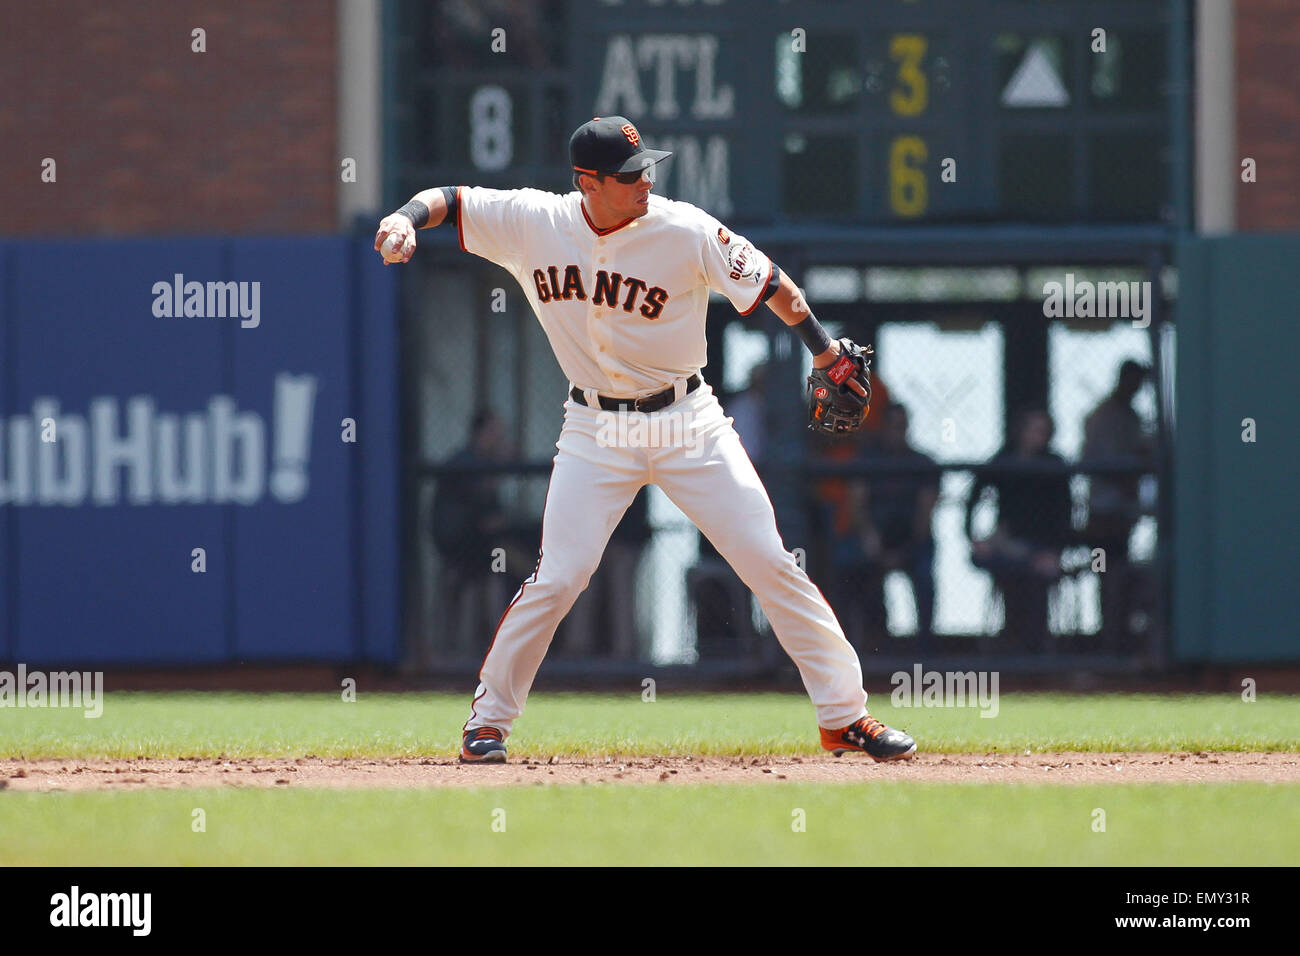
455,187,774,396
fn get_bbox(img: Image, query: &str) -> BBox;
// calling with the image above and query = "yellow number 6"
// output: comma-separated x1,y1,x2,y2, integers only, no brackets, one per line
889,135,928,218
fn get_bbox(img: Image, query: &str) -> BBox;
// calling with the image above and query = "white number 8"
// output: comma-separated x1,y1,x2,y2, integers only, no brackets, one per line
470,86,513,171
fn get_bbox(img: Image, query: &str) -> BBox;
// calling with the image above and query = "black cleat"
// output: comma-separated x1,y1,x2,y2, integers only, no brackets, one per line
820,714,917,761
460,726,508,763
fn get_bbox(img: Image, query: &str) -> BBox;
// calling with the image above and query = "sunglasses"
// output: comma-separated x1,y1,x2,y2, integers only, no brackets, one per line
577,160,657,186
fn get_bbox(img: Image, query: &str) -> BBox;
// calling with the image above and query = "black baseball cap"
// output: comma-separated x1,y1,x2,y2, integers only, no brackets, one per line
570,116,672,176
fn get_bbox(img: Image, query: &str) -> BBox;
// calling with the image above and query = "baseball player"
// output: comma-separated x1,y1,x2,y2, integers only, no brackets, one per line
374,116,916,764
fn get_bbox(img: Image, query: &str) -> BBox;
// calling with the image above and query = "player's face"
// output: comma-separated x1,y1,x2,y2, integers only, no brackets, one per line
591,167,654,220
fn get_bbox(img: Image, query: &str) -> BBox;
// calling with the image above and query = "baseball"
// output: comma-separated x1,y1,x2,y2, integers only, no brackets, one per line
381,232,405,262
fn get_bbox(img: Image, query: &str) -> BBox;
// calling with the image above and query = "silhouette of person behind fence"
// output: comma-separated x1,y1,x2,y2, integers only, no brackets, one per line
1082,360,1153,650
965,407,1073,652
826,404,938,654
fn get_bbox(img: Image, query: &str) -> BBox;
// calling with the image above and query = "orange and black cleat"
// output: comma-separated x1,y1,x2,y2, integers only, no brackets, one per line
820,714,916,761
460,726,508,763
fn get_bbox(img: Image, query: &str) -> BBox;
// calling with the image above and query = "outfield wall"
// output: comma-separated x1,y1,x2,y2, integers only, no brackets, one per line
0,237,400,665
1174,234,1300,663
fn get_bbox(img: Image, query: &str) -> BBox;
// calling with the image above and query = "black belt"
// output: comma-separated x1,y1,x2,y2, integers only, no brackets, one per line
570,373,701,413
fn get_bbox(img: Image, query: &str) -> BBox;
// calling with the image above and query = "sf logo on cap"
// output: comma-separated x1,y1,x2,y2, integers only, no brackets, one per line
621,124,640,147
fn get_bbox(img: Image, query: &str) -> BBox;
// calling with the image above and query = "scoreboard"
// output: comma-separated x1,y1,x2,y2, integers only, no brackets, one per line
390,0,1182,226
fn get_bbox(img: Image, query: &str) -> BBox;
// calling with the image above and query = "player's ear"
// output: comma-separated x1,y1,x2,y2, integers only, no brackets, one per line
576,172,607,198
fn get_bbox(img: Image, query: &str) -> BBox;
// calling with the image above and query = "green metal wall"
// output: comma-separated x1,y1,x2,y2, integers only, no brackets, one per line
1175,235,1300,662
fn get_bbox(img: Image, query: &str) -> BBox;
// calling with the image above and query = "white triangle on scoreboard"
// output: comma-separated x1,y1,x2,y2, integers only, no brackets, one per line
1001,42,1070,108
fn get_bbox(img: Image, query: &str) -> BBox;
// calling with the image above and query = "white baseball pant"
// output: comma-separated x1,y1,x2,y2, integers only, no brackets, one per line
463,381,869,733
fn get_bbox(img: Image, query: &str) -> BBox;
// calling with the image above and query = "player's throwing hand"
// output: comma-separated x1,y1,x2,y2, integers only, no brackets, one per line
373,214,416,264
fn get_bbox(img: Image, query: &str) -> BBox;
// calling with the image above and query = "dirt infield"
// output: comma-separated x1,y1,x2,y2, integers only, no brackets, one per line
2,752,1296,791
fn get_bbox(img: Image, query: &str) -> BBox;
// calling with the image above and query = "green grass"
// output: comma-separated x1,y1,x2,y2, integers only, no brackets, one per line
2,782,1297,866
0,691,1296,759
4,692,1295,866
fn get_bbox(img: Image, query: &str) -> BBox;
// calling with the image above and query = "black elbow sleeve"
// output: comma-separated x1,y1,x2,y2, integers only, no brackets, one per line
440,186,459,227
761,263,782,305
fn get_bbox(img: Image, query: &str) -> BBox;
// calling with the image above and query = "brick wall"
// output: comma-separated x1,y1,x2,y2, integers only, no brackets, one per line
0,1,337,236
1235,0,1300,230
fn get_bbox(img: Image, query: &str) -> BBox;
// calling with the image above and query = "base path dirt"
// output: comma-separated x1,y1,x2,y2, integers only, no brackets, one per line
2,752,1297,791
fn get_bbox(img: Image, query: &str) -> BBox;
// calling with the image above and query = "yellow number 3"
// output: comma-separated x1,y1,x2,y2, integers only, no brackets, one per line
890,34,928,117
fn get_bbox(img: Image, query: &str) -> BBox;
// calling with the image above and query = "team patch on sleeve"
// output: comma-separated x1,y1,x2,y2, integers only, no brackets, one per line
726,241,760,282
